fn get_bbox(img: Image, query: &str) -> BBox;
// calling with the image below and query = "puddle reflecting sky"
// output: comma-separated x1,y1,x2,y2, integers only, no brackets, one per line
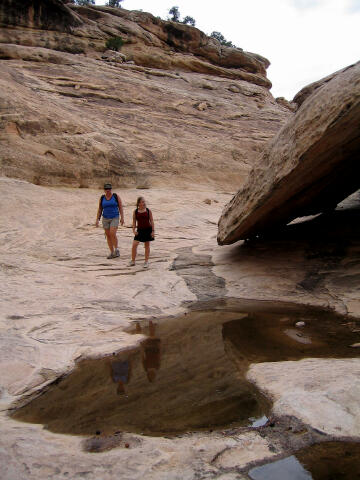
249,441,360,480
11,301,359,437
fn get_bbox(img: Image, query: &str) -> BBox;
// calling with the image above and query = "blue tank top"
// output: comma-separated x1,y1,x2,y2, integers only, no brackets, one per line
102,194,119,219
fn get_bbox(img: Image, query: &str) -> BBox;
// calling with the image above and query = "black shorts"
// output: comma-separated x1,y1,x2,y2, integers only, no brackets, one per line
134,227,154,243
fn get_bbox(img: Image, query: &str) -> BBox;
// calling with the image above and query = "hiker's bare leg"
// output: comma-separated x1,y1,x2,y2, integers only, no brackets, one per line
117,381,125,395
132,240,139,262
110,227,118,249
145,242,150,262
105,229,114,252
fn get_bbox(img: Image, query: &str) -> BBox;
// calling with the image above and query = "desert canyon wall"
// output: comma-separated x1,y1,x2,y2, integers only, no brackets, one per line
1,2,360,480
0,0,292,189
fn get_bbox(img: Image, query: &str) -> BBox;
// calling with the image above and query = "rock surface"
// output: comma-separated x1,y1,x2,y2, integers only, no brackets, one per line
0,178,359,479
217,61,360,244
248,358,360,437
292,63,355,107
1,2,360,479
0,0,271,85
0,0,290,189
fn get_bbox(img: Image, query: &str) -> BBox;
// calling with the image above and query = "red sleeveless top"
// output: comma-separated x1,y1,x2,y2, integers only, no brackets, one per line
136,208,152,229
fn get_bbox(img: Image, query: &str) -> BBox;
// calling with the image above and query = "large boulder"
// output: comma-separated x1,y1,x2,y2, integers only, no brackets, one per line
292,64,354,108
217,61,360,245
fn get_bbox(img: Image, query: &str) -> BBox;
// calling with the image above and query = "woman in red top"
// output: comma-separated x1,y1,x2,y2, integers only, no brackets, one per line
129,197,155,268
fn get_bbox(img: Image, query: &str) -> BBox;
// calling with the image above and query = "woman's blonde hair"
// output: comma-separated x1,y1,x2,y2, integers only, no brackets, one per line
136,196,145,207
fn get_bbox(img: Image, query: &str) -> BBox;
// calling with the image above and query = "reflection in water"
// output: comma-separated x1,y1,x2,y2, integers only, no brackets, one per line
250,415,268,428
111,321,162,390
142,338,161,383
249,442,360,480
11,302,359,437
222,309,360,365
249,455,312,480
12,310,269,435
111,360,130,395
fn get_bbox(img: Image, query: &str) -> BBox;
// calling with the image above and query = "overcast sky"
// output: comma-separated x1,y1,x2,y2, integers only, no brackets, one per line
95,0,360,99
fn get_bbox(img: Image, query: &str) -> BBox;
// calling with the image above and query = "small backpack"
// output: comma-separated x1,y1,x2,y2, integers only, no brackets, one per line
99,193,119,217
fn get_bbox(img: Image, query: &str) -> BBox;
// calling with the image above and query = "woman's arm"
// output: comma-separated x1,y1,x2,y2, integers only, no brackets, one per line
117,194,125,225
132,210,137,235
95,202,102,227
149,209,155,237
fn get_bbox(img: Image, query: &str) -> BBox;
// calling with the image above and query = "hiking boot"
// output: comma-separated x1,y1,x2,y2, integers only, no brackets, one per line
107,252,115,259
128,260,135,267
114,248,120,257
143,261,149,269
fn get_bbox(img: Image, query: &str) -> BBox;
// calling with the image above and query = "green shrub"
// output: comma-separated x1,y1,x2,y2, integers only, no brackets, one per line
210,31,236,48
106,0,123,7
168,6,180,22
168,6,196,26
105,36,124,51
182,16,196,26
74,0,95,5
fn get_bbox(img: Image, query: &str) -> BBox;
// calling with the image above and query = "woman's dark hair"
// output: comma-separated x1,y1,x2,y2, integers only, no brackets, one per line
136,196,145,207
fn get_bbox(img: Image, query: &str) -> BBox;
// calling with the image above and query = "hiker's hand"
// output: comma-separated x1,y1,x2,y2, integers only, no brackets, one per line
151,232,155,238
120,218,124,226
95,220,99,228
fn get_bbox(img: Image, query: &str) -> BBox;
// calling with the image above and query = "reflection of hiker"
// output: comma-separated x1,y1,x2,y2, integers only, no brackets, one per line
141,337,161,383
148,320,156,337
128,197,155,269
111,360,130,395
95,183,124,259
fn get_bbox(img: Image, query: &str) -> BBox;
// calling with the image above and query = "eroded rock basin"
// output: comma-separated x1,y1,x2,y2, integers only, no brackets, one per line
10,300,360,438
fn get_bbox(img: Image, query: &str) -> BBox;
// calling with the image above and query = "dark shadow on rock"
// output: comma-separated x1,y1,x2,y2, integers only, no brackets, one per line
170,247,226,301
248,191,360,244
235,192,360,294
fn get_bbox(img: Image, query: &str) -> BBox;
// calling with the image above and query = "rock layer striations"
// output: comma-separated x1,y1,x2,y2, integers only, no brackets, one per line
0,0,291,188
218,61,360,244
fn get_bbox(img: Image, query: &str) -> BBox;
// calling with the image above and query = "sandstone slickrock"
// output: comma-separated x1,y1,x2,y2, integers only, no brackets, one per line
1,178,360,479
275,96,297,112
292,63,356,108
1,2,360,479
248,358,360,437
101,49,127,63
0,0,291,188
217,61,360,244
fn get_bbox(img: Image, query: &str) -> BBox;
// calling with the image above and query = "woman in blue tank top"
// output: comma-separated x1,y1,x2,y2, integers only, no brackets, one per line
95,183,124,259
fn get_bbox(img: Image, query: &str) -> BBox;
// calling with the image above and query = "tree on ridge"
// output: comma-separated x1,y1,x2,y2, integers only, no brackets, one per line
168,6,196,26
106,0,124,7
169,6,180,22
210,31,236,48
73,0,95,5
182,16,196,26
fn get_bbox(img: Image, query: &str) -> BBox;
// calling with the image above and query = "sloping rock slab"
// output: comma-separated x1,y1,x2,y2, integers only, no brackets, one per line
218,61,360,245
292,64,355,107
